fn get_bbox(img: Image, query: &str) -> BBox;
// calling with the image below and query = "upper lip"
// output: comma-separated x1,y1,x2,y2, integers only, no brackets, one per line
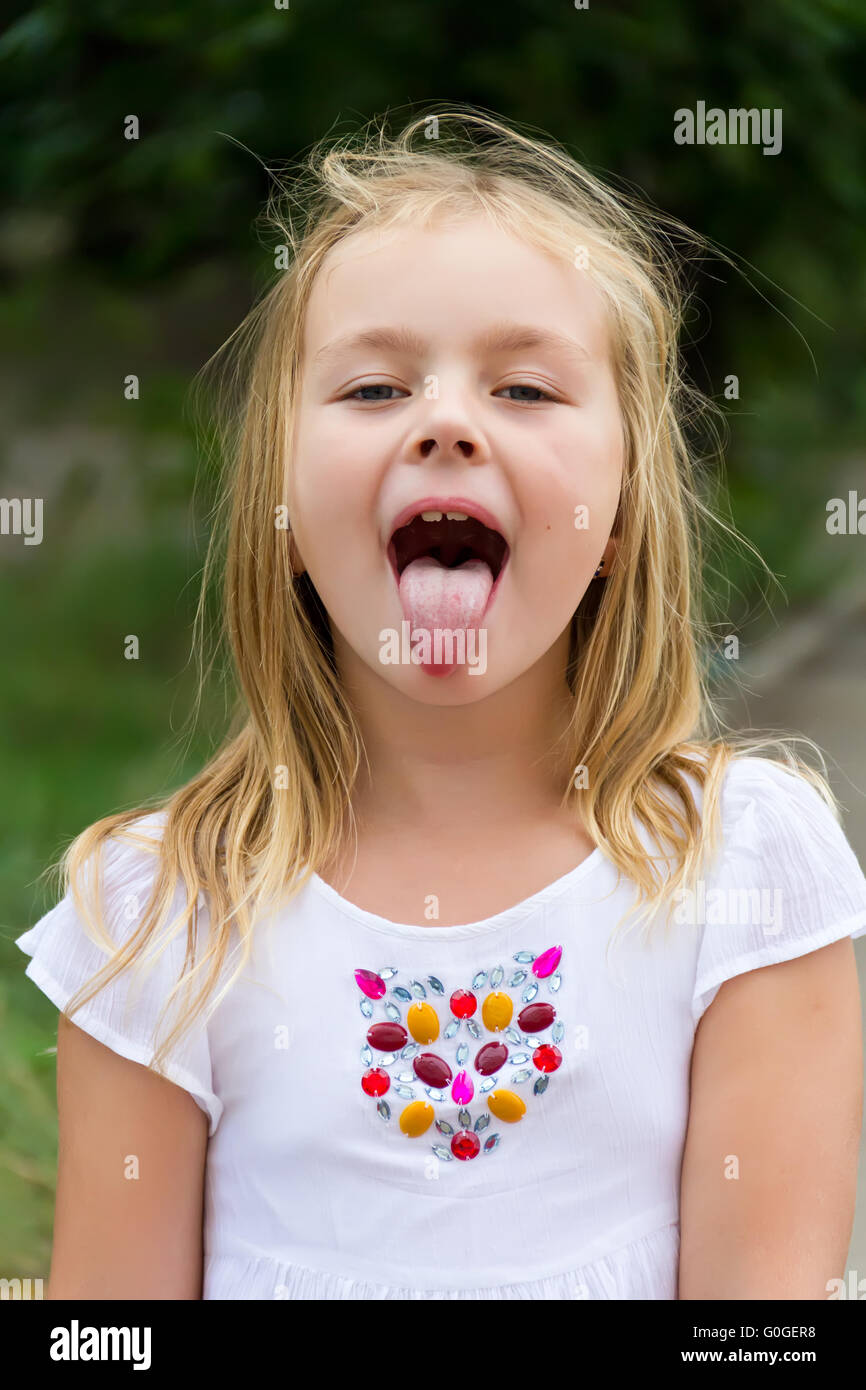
387,496,509,546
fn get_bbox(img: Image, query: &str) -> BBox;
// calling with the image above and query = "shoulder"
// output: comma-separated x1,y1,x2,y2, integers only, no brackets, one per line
688,754,866,1022
18,809,182,961
715,754,854,868
69,811,180,941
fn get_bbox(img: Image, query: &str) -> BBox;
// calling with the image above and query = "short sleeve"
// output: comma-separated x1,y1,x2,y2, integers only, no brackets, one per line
15,813,223,1136
692,758,866,1023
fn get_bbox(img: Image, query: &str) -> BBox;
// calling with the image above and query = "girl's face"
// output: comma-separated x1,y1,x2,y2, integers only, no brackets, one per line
289,212,624,702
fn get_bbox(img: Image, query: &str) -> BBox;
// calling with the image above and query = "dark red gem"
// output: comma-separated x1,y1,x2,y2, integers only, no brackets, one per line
366,1021,408,1052
475,1041,508,1076
451,1131,481,1161
361,1067,390,1097
450,989,477,1019
532,1044,562,1074
518,1002,555,1033
413,1052,453,1088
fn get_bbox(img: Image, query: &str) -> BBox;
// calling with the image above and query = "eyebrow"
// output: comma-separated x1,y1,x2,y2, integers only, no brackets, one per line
311,321,592,368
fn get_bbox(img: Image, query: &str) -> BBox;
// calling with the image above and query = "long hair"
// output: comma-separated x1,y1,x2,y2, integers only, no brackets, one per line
45,106,838,1075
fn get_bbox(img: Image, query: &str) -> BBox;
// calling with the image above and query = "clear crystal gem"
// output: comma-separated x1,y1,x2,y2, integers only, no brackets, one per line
411,980,427,999
396,1072,415,1084
510,1052,530,1065
380,967,398,980
479,1076,497,1093
458,1108,471,1129
384,1002,401,1021
379,1052,396,1066
509,970,527,987
504,1026,522,1045
466,1018,481,1040
444,1018,461,1039
549,972,562,992
435,1119,454,1136
432,1145,453,1161
552,1021,565,1043
472,969,487,989
427,976,444,995
510,1069,532,1084
474,1113,491,1132
456,1043,468,1066
534,1075,550,1096
392,986,412,1002
522,982,539,1003
513,951,535,964
361,1045,373,1066
401,1042,420,1059
360,998,373,1018
395,1085,415,1099
483,1133,501,1152
490,965,504,987
377,1101,391,1120
425,1087,445,1102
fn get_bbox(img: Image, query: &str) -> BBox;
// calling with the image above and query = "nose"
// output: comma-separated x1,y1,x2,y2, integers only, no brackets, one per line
417,435,475,460
406,389,490,463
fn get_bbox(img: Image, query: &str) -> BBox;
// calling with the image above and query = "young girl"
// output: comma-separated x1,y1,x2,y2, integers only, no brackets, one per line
17,108,866,1301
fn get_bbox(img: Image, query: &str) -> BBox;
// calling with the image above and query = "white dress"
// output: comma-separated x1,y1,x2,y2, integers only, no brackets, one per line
15,756,866,1299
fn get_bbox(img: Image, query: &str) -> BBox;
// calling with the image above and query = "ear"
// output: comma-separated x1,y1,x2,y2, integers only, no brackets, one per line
595,536,618,577
287,527,306,578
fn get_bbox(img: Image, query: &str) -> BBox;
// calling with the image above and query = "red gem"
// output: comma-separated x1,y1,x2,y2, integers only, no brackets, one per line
355,968,386,999
451,1131,481,1161
450,989,477,1019
518,1002,555,1033
475,1041,508,1076
413,1052,453,1088
361,1067,390,1097
366,1022,408,1052
532,1044,562,1074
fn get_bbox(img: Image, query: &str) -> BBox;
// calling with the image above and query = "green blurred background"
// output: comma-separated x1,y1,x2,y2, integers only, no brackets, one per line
2,0,865,1279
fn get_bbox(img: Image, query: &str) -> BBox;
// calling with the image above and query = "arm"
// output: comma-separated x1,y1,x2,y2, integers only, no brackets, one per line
679,936,863,1299
48,1014,209,1300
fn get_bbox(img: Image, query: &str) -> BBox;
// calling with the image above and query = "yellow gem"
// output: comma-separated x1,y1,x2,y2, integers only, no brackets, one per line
487,1089,526,1124
407,1001,439,1044
481,991,513,1032
399,1100,435,1137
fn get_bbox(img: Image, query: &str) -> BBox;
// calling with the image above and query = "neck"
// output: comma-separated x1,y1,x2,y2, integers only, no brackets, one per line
333,628,576,834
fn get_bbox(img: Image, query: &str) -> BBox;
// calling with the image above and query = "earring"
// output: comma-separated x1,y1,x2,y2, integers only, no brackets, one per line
594,558,605,577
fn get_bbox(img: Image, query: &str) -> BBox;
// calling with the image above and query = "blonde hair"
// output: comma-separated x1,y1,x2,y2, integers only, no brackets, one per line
45,106,839,1075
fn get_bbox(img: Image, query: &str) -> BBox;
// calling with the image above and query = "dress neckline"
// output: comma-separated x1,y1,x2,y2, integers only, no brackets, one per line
306,845,607,940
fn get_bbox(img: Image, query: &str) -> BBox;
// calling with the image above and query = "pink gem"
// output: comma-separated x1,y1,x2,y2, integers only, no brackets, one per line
451,1070,474,1105
531,945,563,979
355,968,386,1000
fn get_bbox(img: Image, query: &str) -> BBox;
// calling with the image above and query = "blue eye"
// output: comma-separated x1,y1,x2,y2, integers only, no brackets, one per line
496,384,554,403
349,384,407,401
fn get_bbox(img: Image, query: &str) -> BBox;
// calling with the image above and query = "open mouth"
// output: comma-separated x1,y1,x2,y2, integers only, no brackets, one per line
388,511,509,585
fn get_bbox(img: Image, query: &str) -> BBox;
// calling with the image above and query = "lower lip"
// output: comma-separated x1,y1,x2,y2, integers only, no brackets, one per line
387,549,510,677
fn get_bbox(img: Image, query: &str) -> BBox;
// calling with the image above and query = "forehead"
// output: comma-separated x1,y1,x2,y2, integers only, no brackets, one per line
302,213,613,362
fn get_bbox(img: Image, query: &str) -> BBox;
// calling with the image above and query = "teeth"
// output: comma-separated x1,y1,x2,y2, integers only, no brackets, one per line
420,510,443,521
445,511,469,521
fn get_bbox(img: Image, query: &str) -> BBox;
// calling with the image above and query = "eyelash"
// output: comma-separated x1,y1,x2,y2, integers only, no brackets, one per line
345,383,556,403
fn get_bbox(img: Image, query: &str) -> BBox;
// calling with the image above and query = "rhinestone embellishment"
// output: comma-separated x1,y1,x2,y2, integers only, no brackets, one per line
354,944,565,1163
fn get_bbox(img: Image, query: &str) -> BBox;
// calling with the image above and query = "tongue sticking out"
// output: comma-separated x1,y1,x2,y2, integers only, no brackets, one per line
398,555,493,674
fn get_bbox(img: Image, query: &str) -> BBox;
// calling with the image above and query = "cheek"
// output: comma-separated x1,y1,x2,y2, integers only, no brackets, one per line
289,408,372,546
524,408,623,526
